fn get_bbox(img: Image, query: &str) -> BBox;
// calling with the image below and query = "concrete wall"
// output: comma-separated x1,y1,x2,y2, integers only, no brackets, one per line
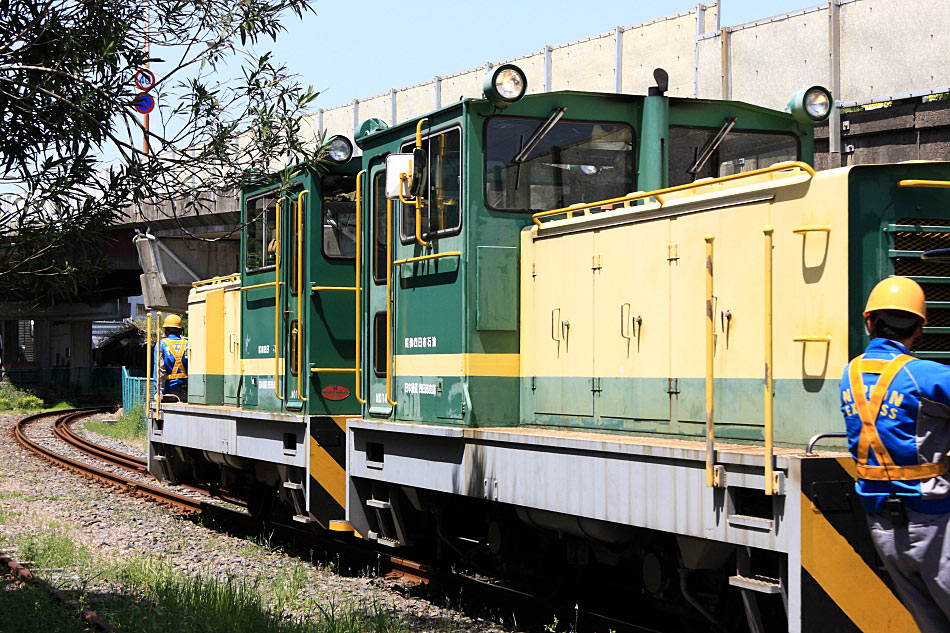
307,0,949,159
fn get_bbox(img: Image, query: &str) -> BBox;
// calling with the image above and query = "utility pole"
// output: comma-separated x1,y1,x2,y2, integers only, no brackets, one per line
143,0,150,155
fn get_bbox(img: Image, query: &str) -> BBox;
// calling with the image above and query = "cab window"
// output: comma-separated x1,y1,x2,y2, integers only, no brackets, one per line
245,193,277,272
401,127,462,242
485,117,634,212
372,171,387,285
322,173,357,259
668,125,799,187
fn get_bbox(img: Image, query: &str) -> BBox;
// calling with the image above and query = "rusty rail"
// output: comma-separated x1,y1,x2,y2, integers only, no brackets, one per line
14,410,204,514
1,550,115,631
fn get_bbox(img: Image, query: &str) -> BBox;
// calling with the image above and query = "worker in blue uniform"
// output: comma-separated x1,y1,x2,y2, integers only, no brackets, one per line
841,276,950,633
156,314,188,402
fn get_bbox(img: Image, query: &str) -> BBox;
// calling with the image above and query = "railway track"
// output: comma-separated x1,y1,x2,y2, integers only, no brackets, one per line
12,409,662,633
14,409,209,513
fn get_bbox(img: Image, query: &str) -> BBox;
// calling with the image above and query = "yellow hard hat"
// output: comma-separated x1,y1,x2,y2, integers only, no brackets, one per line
162,314,183,329
864,277,927,322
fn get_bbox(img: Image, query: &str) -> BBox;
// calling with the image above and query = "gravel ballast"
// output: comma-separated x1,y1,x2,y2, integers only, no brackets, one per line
0,412,508,632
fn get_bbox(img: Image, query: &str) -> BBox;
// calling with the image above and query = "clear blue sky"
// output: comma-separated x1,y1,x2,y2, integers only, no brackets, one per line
279,0,812,110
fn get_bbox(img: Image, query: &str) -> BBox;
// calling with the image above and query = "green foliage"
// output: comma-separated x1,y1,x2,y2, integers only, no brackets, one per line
0,581,89,633
0,0,327,306
100,558,414,633
0,383,49,411
17,529,90,569
86,405,145,440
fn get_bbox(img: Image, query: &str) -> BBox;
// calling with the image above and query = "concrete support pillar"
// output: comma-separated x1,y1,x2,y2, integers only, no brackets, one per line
69,321,92,392
1,320,19,373
33,319,52,381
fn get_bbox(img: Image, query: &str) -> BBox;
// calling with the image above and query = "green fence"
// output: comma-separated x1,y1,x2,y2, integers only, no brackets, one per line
122,367,148,413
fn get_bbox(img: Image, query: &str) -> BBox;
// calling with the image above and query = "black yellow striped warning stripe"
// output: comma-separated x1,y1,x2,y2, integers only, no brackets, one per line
800,456,917,632
308,416,347,527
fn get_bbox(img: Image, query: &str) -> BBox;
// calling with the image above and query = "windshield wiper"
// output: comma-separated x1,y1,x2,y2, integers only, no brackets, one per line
513,107,567,165
687,116,737,176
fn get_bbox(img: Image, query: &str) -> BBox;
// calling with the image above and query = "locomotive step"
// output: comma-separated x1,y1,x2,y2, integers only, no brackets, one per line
728,574,782,594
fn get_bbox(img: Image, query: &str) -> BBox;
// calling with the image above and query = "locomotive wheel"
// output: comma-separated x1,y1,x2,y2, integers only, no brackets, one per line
246,484,276,521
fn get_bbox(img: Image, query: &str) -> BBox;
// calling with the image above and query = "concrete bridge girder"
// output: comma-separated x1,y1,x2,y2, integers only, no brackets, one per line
134,232,239,312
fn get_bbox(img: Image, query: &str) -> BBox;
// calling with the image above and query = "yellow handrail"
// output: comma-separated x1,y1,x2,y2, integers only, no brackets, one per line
399,173,430,248
146,311,152,415
355,169,366,405
274,198,283,401
297,189,309,402
155,311,163,415
393,251,462,266
192,274,240,288
532,161,817,227
763,226,775,496
792,224,831,234
704,235,717,488
313,286,358,291
898,179,950,188
386,199,397,407
241,282,278,291
311,367,358,373
793,335,832,343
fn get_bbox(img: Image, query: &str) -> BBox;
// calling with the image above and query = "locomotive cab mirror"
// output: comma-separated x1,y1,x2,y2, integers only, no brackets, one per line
385,152,427,200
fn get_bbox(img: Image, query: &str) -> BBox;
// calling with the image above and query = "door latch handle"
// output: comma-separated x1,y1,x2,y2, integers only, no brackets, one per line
561,319,570,341
620,303,632,340
720,309,732,333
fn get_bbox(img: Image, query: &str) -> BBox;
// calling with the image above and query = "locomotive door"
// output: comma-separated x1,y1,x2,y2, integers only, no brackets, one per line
593,218,672,425
531,231,595,419
281,185,307,410
365,162,394,417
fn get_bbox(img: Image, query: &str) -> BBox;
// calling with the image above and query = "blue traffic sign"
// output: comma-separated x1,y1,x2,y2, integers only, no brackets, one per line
133,93,155,114
134,68,155,91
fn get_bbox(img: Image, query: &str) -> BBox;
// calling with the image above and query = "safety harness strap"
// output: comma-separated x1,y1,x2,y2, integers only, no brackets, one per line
848,353,949,482
163,338,187,379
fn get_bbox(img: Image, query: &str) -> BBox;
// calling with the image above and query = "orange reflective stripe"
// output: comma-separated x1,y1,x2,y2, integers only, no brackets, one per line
856,460,949,481
858,358,891,373
847,354,944,481
164,338,187,379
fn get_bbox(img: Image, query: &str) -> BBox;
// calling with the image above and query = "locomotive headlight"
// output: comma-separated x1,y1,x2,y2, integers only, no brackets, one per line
325,135,353,163
786,85,833,123
483,64,527,108
804,88,831,120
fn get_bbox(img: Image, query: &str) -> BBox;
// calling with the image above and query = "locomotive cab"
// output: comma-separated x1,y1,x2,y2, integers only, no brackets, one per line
149,148,362,528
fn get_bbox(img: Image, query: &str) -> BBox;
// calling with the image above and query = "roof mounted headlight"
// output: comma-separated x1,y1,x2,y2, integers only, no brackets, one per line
786,86,833,123
483,64,527,108
325,135,353,163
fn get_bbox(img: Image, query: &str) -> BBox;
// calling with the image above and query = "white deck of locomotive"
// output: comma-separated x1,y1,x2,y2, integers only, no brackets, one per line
345,417,816,554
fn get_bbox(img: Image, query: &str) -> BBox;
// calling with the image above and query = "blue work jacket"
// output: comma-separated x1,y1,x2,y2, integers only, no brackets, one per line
840,338,950,514
155,334,188,394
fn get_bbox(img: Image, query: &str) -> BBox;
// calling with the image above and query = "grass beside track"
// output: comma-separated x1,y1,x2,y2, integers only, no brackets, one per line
0,578,89,633
85,405,146,441
3,528,453,633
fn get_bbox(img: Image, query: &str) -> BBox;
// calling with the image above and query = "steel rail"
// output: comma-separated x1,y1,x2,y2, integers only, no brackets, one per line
53,412,147,472
14,410,204,513
1,550,115,632
47,411,247,507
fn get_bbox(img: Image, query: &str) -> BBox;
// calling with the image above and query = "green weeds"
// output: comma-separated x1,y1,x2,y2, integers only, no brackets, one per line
0,383,44,411
0,581,89,633
85,405,145,440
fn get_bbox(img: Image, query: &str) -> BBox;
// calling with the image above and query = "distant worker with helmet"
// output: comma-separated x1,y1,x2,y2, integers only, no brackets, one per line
156,314,188,402
841,276,950,632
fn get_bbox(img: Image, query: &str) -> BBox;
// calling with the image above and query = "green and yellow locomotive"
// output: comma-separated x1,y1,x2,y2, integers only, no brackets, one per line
149,64,950,632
